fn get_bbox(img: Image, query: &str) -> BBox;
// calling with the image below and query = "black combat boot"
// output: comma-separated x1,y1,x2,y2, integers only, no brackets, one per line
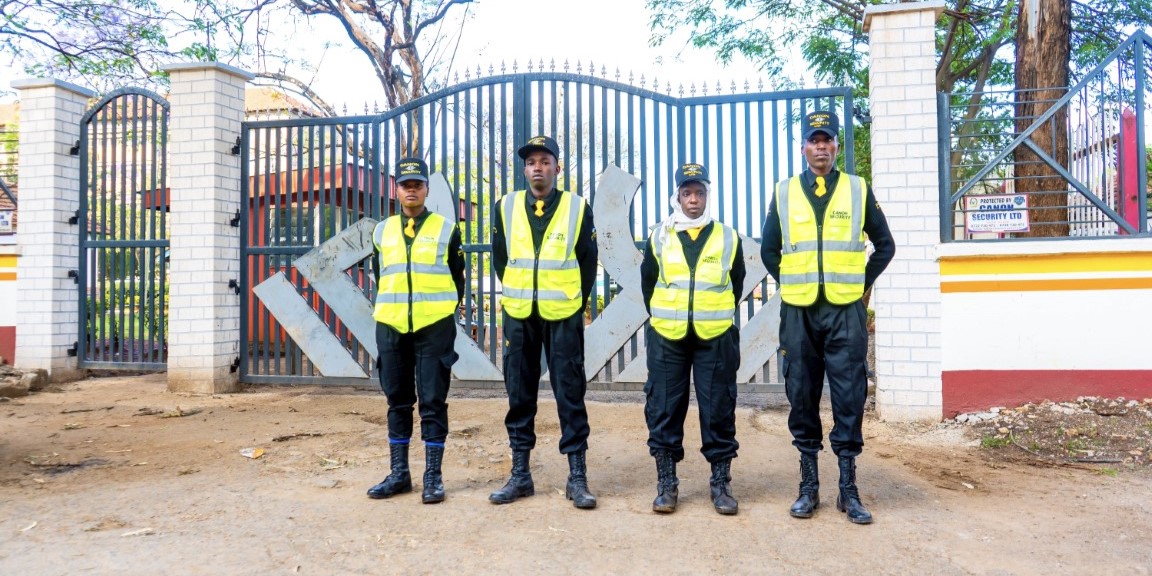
565,451,597,509
836,455,873,525
709,459,739,515
651,450,679,514
367,442,413,499
421,443,445,504
489,450,534,504
789,453,820,518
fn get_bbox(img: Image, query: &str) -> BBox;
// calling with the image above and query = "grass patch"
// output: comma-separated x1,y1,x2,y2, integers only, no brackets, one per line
981,435,1011,449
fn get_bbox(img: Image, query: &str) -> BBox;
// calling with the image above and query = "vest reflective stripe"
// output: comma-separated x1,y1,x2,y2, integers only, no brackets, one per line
372,213,458,333
776,174,867,306
649,223,737,341
500,190,586,320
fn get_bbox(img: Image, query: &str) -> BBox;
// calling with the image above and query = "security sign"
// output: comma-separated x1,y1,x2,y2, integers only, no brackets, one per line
0,210,12,234
965,194,1030,233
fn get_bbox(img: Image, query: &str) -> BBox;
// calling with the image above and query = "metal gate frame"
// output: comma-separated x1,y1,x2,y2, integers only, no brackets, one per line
240,71,855,384
77,88,170,370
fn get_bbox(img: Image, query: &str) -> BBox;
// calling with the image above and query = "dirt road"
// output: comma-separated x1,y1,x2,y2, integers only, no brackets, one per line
1,374,1149,575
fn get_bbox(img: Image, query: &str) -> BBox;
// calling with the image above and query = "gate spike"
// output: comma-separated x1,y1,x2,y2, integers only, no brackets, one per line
576,60,582,74
527,59,534,72
758,78,764,91
564,59,570,72
600,64,607,77
550,58,556,71
615,67,620,81
538,57,545,71
640,74,647,89
717,80,723,94
512,59,518,73
464,67,472,80
702,83,708,96
588,61,595,76
629,70,635,85
690,83,697,96
475,64,482,78
744,79,751,92
488,63,495,76
678,83,684,97
501,60,507,74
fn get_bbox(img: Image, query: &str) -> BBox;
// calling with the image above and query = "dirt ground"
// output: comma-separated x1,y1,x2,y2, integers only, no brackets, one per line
2,373,1151,576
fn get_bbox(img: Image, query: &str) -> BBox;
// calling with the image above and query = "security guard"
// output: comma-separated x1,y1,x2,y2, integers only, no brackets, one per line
641,162,745,516
489,135,599,509
367,157,465,504
761,111,895,524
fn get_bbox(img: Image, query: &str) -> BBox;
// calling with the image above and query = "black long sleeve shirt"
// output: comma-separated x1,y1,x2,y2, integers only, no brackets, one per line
640,222,747,318
491,188,599,314
760,169,895,296
371,208,466,304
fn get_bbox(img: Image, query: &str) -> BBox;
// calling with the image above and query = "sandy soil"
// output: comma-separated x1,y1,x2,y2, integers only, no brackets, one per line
1,374,1150,575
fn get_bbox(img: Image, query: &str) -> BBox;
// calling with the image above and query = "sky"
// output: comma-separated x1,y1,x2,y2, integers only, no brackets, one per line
2,0,813,108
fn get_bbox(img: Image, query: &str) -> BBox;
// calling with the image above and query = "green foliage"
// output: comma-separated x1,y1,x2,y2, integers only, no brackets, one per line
980,435,1011,448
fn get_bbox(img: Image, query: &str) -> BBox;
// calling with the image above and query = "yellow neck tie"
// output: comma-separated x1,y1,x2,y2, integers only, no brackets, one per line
404,217,416,238
686,227,702,241
815,176,827,198
534,199,545,217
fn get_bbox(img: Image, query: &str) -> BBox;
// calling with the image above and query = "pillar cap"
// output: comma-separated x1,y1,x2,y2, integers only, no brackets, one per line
10,78,96,98
863,0,946,32
161,62,255,81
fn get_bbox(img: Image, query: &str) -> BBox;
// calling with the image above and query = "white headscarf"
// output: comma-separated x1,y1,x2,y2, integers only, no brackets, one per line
655,182,713,245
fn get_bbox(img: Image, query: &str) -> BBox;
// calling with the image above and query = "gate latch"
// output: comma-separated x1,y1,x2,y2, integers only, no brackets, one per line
230,357,240,373
227,279,241,295
69,140,80,156
66,341,78,357
68,210,80,225
67,270,79,284
231,136,241,155
229,209,241,228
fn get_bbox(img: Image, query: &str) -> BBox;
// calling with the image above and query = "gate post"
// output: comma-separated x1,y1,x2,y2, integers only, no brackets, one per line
11,78,95,382
162,63,253,393
864,1,947,421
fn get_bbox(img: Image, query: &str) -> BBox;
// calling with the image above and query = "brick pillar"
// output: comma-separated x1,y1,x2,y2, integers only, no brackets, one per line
863,1,946,421
161,63,252,393
11,79,96,382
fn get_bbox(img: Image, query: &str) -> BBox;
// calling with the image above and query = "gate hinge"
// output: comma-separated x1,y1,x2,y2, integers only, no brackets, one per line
67,270,79,284
230,356,240,373
66,341,78,357
231,136,241,155
69,140,80,156
227,279,241,295
229,209,241,228
68,210,80,225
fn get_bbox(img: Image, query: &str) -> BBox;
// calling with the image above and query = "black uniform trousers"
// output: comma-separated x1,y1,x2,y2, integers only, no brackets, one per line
375,315,459,444
780,298,868,458
502,310,590,454
644,325,740,463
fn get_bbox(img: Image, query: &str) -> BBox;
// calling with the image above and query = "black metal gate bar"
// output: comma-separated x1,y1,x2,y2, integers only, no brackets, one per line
240,71,853,384
78,88,169,370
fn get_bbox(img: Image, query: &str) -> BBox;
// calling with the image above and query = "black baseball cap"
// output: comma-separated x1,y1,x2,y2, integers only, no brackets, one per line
801,110,839,141
395,157,429,183
674,162,710,187
517,135,560,160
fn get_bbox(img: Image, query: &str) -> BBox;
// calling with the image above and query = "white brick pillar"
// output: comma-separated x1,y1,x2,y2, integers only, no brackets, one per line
863,1,946,421
162,63,252,393
11,79,95,382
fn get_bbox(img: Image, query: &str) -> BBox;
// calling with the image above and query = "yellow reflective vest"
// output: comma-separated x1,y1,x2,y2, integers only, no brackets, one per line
499,190,585,320
372,212,458,332
775,174,867,306
649,222,738,340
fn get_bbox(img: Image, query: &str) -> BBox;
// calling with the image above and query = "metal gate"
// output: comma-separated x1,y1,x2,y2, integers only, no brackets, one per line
77,88,170,369
240,69,854,384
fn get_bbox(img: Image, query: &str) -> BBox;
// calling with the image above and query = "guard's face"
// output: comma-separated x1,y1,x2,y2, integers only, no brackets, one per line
677,182,708,219
523,151,560,191
802,133,839,176
398,179,429,210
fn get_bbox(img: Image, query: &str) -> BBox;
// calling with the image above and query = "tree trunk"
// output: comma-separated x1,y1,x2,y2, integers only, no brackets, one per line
1013,0,1072,237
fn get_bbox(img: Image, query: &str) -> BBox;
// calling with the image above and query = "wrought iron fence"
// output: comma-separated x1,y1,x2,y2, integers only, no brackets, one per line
77,88,170,369
939,31,1152,241
241,66,855,385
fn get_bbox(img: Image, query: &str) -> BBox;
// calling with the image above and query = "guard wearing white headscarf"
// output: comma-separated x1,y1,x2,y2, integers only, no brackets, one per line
640,162,746,516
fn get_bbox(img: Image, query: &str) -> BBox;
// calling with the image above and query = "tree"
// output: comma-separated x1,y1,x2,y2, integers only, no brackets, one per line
646,0,1152,210
0,0,475,114
1013,0,1071,237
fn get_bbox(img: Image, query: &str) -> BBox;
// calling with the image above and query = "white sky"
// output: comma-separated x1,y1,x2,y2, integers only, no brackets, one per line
2,0,813,107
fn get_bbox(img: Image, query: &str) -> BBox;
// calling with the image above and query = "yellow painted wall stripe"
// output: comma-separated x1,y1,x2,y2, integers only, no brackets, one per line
940,252,1152,276
941,277,1152,293
0,255,17,268
0,272,15,281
